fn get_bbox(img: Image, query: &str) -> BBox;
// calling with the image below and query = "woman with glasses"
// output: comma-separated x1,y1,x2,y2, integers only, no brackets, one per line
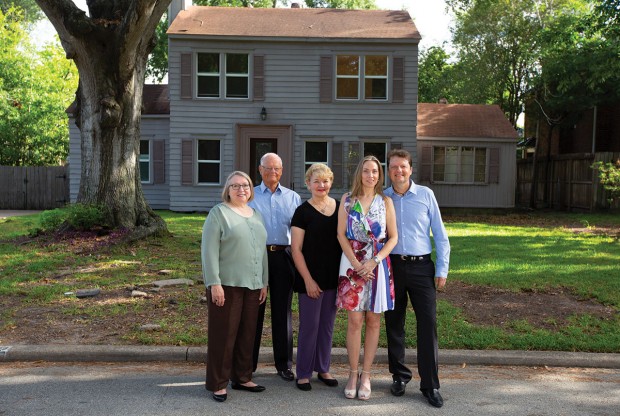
336,155,398,400
201,171,269,403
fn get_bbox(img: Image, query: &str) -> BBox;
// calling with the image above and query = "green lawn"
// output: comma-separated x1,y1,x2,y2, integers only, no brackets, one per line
1,210,618,352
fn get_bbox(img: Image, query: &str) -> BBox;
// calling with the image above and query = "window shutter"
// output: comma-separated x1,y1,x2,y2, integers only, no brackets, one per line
152,140,165,184
347,142,361,188
320,56,333,103
253,55,265,101
489,147,500,183
332,142,343,189
419,144,432,182
181,139,194,185
392,56,404,103
180,53,192,100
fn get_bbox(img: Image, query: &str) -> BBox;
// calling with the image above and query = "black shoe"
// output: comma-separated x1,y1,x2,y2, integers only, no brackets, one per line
422,389,444,408
317,373,338,387
295,379,312,391
212,392,227,402
230,381,266,392
277,369,295,381
390,380,406,396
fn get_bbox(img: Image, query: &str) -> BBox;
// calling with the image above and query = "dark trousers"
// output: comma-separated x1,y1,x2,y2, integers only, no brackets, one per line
206,286,261,392
384,255,440,390
253,250,295,372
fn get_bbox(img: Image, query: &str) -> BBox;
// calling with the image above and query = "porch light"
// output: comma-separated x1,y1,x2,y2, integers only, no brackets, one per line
260,107,267,121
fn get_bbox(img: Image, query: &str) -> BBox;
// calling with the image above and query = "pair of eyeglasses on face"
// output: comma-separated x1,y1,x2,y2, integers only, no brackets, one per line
261,166,282,172
229,184,251,190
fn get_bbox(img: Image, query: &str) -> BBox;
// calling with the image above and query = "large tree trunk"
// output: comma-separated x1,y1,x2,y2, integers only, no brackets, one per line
35,0,171,237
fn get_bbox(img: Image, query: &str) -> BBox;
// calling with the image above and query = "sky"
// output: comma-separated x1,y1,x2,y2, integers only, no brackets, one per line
34,0,453,51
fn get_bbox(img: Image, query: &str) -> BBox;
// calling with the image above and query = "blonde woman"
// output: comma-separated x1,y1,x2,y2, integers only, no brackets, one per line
336,155,398,400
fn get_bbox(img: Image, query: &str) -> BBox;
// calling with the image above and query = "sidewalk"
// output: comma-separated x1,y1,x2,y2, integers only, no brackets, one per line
0,210,42,219
2,345,619,368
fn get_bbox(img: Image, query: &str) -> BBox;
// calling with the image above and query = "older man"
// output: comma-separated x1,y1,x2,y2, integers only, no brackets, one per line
383,148,450,408
249,153,301,381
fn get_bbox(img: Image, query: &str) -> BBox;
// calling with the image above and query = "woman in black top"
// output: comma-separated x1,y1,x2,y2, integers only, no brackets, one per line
290,163,342,391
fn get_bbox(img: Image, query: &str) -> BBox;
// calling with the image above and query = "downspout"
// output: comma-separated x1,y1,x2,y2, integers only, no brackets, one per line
591,106,597,154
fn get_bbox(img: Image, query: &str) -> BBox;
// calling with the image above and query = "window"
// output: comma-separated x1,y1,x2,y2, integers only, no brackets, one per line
197,53,249,99
433,146,487,183
197,139,221,184
139,140,150,183
336,55,388,101
363,142,387,184
304,141,328,172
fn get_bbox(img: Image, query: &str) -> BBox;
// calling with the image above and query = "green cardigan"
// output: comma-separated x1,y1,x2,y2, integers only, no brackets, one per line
201,203,268,290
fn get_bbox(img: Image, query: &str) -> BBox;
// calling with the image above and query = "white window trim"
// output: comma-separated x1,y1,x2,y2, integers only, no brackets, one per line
304,140,330,170
139,139,151,184
195,52,251,100
196,139,222,185
335,55,390,102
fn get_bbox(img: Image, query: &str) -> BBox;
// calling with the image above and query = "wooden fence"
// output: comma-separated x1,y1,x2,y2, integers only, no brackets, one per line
516,152,620,211
0,166,69,210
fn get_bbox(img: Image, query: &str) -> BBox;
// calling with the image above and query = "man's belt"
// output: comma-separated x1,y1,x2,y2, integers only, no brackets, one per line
392,254,431,262
267,245,289,252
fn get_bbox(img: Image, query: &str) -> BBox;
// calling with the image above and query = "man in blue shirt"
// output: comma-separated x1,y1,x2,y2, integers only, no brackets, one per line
384,148,450,408
249,153,301,381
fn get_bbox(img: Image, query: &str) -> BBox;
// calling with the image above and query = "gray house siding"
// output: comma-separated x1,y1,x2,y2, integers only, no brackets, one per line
417,137,516,208
168,39,418,210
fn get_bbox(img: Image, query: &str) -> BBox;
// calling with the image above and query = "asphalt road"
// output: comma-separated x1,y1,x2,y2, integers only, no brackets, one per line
1,362,619,416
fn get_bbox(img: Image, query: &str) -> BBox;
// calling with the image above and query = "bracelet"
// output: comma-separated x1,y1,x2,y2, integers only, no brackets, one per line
372,255,380,264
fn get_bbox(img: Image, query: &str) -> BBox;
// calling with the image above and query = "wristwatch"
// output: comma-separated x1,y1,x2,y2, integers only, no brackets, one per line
372,256,380,264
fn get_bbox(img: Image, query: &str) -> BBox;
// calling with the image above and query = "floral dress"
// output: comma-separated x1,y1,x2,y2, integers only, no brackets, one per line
336,194,394,313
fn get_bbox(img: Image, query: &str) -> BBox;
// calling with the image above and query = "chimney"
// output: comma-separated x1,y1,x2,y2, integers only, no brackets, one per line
291,3,301,8
169,0,192,27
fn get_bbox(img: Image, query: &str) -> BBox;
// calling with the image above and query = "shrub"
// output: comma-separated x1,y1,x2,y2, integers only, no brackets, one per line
592,160,620,203
38,208,67,232
35,203,109,233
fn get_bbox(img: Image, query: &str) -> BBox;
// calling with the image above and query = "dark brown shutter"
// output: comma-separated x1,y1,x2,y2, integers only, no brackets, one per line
180,53,192,100
392,56,404,103
419,144,432,182
332,142,343,189
347,142,361,188
181,139,194,185
489,147,500,183
320,56,333,103
152,140,165,184
253,55,265,101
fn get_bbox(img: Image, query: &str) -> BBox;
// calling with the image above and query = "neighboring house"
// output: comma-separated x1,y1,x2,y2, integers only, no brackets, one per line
416,103,518,208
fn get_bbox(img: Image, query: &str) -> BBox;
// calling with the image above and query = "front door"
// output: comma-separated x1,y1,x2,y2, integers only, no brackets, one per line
249,138,277,185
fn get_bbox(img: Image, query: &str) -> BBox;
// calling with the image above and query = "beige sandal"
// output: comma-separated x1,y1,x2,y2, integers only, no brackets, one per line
358,370,371,400
344,369,359,399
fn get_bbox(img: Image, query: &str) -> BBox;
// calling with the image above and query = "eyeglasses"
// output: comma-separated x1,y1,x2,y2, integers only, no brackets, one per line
261,166,282,172
229,184,251,190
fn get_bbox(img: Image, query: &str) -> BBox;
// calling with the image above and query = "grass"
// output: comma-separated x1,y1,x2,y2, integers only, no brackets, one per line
1,210,619,352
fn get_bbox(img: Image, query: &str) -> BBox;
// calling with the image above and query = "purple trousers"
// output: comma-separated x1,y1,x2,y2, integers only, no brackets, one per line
295,289,337,379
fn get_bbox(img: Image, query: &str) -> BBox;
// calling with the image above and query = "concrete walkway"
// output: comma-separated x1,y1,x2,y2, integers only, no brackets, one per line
0,210,42,219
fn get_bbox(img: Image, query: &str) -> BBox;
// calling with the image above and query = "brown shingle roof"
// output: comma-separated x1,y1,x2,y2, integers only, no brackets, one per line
66,85,169,115
417,103,517,140
167,6,419,41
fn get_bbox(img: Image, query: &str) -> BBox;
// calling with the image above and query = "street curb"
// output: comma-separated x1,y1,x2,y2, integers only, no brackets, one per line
1,345,619,368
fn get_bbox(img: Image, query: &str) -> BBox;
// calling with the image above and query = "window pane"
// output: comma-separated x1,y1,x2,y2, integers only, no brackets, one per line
198,140,220,160
226,76,248,98
140,161,150,182
365,78,387,100
337,55,359,76
337,78,358,99
305,142,328,163
197,76,219,97
444,146,458,182
140,140,149,156
197,53,219,73
433,147,445,181
365,56,387,76
474,148,487,182
363,142,386,163
226,54,248,74
198,162,219,183
460,147,474,182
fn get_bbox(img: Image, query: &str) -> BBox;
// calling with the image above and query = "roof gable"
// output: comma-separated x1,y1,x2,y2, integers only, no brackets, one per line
417,103,517,140
167,6,419,42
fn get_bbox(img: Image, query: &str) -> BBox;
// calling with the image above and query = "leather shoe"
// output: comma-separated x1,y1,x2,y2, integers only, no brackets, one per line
277,369,295,381
317,373,338,387
390,380,406,396
230,381,266,392
212,392,227,402
422,389,444,408
295,379,312,391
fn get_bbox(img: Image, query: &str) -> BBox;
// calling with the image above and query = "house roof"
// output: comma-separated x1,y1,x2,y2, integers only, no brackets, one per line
417,103,517,140
167,6,420,42
66,84,169,115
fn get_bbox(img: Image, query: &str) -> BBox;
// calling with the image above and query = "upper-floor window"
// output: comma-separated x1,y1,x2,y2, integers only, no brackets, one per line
139,140,150,183
336,55,388,101
433,146,487,183
304,141,328,173
197,53,249,99
197,139,221,184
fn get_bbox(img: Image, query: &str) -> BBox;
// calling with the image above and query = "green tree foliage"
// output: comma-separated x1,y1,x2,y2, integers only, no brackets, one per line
0,8,78,166
0,0,42,22
418,45,458,103
592,160,620,202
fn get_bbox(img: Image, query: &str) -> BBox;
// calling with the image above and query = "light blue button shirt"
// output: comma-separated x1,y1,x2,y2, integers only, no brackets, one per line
249,182,301,245
385,180,450,278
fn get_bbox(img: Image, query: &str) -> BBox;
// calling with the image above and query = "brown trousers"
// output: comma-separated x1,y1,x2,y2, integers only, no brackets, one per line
206,285,261,392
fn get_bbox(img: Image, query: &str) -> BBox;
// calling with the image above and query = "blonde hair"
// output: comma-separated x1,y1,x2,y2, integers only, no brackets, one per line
221,171,254,202
305,163,334,187
350,155,385,199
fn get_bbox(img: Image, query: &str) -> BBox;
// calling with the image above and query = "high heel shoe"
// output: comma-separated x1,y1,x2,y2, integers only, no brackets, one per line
358,370,371,400
344,369,358,399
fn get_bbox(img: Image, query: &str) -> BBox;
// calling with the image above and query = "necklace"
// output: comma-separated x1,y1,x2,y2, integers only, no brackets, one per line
310,198,328,213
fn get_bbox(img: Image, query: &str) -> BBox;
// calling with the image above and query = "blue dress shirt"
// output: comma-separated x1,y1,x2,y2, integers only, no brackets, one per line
249,182,301,245
385,180,450,278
